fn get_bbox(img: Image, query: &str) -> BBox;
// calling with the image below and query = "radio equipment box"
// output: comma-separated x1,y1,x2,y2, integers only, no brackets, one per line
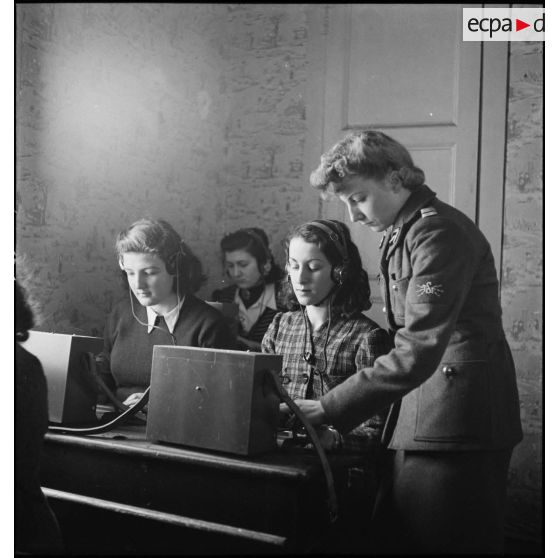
22,331,103,424
147,346,283,455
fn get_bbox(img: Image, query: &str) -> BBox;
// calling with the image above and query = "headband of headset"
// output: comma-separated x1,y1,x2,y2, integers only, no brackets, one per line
308,220,349,264
118,243,185,273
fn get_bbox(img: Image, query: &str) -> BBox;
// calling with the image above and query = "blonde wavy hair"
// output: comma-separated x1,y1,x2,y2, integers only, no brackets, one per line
310,130,425,195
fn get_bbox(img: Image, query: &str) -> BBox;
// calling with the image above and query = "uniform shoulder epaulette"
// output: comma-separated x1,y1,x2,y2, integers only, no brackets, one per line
420,207,438,218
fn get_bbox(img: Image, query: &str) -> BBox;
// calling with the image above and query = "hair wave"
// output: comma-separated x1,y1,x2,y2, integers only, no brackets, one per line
310,130,425,194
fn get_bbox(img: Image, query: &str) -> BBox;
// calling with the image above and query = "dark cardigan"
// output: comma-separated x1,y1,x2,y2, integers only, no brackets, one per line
101,295,236,401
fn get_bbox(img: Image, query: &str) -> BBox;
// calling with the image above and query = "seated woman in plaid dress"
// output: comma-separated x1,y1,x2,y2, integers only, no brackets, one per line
262,219,392,452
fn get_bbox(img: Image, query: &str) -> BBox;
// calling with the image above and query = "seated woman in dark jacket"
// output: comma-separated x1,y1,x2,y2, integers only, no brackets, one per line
97,218,235,406
212,227,285,350
15,280,64,554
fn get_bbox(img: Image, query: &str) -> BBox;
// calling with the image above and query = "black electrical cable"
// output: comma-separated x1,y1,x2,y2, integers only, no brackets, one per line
82,352,131,414
267,370,338,523
48,387,150,435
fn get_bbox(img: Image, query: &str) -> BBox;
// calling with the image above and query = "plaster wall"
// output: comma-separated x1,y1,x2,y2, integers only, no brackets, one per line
16,3,311,334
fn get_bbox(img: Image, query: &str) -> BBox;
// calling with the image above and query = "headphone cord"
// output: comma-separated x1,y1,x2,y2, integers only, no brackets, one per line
302,299,332,397
129,288,178,346
48,388,150,435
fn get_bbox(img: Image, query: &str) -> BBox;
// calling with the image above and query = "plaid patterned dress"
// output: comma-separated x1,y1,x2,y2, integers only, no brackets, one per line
262,310,393,452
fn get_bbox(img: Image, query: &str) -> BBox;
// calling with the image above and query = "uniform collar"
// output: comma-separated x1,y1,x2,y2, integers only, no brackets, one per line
382,185,437,260
392,184,437,230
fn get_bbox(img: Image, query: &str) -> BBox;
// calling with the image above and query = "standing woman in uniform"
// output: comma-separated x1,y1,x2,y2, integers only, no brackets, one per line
97,218,235,406
294,130,522,554
212,227,285,350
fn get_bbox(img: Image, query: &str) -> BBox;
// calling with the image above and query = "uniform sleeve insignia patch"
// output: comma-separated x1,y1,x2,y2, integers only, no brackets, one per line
420,207,438,218
416,281,444,297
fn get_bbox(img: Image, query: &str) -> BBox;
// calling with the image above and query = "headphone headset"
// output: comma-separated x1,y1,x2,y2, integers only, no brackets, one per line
308,220,350,285
167,244,186,275
118,244,184,275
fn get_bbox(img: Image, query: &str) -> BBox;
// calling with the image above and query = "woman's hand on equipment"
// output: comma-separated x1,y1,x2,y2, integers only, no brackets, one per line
311,425,342,451
286,399,327,425
123,392,148,412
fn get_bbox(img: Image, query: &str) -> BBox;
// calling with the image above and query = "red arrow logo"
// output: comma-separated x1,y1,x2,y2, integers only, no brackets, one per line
516,19,530,31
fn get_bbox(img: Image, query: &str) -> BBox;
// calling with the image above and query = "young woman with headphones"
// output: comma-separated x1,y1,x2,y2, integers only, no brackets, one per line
96,218,235,407
261,219,392,452
211,227,285,350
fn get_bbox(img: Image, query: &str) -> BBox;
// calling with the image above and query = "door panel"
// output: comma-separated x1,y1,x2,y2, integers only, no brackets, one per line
317,4,482,325
347,5,462,128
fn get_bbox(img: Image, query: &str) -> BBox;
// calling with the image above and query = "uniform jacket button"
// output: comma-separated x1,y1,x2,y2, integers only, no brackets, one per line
442,366,456,378
302,373,309,384
392,284,398,291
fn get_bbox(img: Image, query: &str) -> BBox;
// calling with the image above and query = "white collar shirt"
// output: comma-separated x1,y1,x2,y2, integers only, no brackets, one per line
146,297,184,334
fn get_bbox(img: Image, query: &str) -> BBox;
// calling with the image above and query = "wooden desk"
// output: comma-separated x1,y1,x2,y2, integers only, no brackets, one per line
41,424,380,554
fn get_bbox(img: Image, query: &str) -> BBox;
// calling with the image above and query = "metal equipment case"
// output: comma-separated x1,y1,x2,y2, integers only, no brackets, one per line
22,331,102,424
147,346,283,455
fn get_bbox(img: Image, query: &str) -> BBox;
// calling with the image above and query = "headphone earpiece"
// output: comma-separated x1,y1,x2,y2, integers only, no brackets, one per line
262,261,272,276
331,265,348,285
308,220,350,285
167,246,185,275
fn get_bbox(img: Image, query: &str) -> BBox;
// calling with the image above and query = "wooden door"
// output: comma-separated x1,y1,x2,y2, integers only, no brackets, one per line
304,4,506,325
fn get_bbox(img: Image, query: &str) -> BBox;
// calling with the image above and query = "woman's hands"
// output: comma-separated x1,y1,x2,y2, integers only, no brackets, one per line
122,392,148,413
279,399,327,425
279,400,341,450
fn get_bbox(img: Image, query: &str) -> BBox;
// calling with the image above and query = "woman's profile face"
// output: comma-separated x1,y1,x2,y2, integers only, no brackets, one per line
120,252,176,310
287,237,335,307
338,174,406,232
224,249,262,289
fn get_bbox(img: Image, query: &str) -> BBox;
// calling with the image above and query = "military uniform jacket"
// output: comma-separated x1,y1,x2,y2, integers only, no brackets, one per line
321,184,523,451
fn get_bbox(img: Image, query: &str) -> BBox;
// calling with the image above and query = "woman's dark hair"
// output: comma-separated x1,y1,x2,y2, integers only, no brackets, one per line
115,218,207,294
310,130,425,194
220,227,283,284
15,280,35,343
280,220,371,318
